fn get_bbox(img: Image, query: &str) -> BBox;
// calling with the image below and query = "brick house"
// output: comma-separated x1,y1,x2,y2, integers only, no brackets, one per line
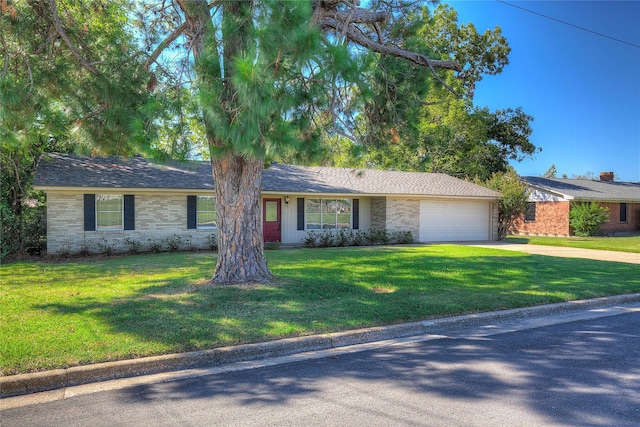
34,153,500,254
511,172,640,237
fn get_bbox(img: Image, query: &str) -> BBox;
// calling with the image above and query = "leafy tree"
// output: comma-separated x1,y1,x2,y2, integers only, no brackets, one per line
1,0,160,258
572,171,597,180
570,202,609,236
477,169,529,240
543,164,557,178
5,1,492,283
331,5,537,180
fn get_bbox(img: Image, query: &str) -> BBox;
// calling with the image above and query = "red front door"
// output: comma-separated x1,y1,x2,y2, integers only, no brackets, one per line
263,198,281,242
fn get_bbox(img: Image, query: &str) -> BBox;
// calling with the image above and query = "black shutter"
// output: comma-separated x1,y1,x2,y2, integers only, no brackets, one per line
124,195,135,230
187,195,197,229
84,194,96,231
352,198,359,230
297,198,305,231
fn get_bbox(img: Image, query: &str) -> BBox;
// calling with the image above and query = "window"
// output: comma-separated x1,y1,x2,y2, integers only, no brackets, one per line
197,196,217,229
524,202,536,222
96,195,123,230
306,198,351,230
620,203,628,222
84,194,134,231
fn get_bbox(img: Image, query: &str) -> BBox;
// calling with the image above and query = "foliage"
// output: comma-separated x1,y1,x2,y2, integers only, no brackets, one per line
0,197,46,260
3,246,640,374
327,4,537,181
477,170,529,240
7,1,524,283
302,229,414,248
123,237,143,254
208,234,218,252
569,202,610,237
543,164,558,178
263,242,281,250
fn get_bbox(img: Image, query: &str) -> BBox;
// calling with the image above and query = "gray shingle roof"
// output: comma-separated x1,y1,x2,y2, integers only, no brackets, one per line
523,176,640,202
34,153,499,198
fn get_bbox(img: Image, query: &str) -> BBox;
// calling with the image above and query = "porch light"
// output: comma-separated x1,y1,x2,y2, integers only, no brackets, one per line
285,195,290,204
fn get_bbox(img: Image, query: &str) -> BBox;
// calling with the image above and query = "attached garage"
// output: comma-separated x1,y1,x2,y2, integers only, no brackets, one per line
419,199,493,242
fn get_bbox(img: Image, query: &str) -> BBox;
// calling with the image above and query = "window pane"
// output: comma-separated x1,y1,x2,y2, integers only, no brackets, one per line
197,196,217,228
323,199,336,214
307,198,352,230
307,199,321,214
265,201,278,222
307,213,321,230
96,195,123,230
620,203,627,222
525,202,536,221
337,213,351,229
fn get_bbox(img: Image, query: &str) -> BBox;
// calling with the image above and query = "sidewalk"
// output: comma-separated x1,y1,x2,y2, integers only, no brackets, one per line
2,293,640,402
464,242,640,264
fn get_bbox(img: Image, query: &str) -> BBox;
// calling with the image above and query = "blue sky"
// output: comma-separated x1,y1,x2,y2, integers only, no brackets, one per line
446,0,640,182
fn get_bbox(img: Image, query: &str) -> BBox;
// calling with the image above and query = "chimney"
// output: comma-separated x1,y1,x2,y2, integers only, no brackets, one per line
599,171,614,182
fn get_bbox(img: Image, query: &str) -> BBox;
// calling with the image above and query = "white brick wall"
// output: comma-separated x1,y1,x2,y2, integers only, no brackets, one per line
45,192,216,254
386,198,420,238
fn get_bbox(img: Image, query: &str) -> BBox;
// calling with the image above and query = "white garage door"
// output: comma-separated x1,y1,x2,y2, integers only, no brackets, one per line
419,200,491,242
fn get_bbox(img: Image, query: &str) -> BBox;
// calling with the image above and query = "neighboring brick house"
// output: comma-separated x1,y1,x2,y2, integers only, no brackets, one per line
511,173,640,237
34,153,500,254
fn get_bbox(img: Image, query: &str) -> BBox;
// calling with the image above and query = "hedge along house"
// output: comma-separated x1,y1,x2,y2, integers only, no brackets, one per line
511,173,640,237
34,153,500,254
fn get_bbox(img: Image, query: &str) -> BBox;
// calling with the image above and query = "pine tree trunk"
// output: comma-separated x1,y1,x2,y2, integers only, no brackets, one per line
210,154,273,285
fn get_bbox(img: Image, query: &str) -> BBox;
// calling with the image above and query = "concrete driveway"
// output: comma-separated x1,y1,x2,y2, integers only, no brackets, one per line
465,242,640,264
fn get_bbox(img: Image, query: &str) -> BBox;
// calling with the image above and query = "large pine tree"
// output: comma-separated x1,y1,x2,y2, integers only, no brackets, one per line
3,0,465,284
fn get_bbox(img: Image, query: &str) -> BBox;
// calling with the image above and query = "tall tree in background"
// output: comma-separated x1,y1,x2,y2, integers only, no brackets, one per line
331,4,538,180
1,0,156,258
4,1,491,283
543,164,558,178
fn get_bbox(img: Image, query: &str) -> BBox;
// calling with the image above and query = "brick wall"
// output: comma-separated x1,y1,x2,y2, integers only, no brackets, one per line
370,197,386,230
45,191,216,254
598,202,640,235
510,201,571,236
385,198,420,239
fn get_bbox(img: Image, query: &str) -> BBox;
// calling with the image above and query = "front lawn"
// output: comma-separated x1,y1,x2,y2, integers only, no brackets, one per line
507,235,640,253
2,245,639,375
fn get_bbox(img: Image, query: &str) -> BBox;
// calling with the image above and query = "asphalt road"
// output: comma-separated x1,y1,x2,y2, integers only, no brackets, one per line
3,309,639,426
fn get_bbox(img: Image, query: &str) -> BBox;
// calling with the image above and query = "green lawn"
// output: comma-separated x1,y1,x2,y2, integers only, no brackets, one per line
507,235,640,253
2,245,639,375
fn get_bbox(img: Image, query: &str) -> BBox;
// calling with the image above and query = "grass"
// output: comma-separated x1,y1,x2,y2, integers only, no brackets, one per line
507,235,640,253
2,245,639,375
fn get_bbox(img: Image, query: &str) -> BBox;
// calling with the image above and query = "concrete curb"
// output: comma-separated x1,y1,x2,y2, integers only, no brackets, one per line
2,293,640,398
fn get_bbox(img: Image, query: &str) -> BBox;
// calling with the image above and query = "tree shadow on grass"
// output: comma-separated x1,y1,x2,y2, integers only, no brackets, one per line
32,250,640,366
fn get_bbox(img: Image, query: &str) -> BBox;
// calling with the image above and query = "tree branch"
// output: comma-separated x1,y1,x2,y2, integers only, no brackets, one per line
144,21,189,71
318,16,461,72
48,0,97,74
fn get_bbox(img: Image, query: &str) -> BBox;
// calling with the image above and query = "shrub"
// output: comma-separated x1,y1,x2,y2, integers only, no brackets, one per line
367,229,390,245
351,230,367,246
208,233,218,251
301,229,415,248
302,232,318,248
147,238,163,253
264,241,281,250
335,229,351,247
1,198,46,260
163,234,183,252
97,238,116,256
392,231,415,244
318,229,335,247
124,237,142,254
570,202,609,236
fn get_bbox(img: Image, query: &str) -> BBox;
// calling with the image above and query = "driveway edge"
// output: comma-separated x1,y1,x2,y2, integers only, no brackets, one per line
3,293,640,398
